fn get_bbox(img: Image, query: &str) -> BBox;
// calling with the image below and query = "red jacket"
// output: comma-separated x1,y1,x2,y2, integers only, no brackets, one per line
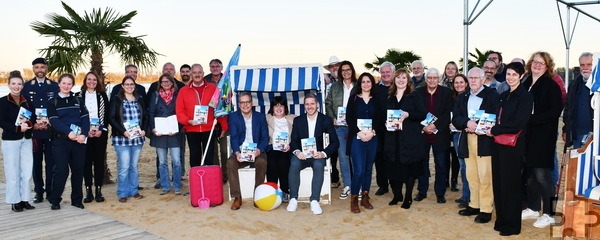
176,80,228,133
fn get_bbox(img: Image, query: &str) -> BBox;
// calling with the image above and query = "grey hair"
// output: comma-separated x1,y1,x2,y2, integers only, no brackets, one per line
191,63,204,70
411,60,424,68
237,91,252,100
425,68,440,78
124,64,138,72
163,62,175,69
579,52,593,62
380,61,396,72
468,67,485,79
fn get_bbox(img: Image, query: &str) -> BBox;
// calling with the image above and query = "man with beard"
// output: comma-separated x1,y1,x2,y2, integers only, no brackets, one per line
22,57,58,203
487,51,506,83
563,52,594,149
323,56,341,188
483,60,506,94
411,60,426,88
180,64,191,84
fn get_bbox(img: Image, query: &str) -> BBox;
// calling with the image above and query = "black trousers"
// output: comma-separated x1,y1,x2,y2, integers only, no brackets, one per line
330,151,340,184
49,139,86,205
375,150,390,190
84,132,107,187
186,131,215,167
448,147,459,187
266,150,290,193
33,137,54,196
492,144,524,234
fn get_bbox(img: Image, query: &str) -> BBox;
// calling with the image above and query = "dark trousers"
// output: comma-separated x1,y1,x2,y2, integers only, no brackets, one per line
350,137,378,195
448,147,459,188
417,141,449,197
186,131,215,167
527,167,554,215
492,144,524,234
227,153,267,198
266,150,290,193
33,137,54,196
375,150,390,190
49,139,86,205
214,132,229,180
84,132,107,187
390,178,415,201
330,151,340,184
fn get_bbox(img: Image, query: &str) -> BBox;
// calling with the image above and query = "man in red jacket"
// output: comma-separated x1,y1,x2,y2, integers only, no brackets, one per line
176,64,228,167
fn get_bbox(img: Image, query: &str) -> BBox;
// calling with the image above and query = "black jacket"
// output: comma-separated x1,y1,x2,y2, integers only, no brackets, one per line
562,75,593,149
345,93,386,155
0,95,33,140
489,84,533,147
415,86,453,150
384,92,427,164
109,94,149,137
452,86,500,158
76,91,110,130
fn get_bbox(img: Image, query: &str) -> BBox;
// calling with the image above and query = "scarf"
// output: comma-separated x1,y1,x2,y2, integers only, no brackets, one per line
159,88,175,105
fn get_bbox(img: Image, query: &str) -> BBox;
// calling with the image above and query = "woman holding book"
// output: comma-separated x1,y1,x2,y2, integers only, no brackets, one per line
78,72,109,203
443,62,461,192
383,69,426,209
47,73,90,210
0,71,35,212
266,96,295,202
451,74,471,208
346,72,385,213
109,76,148,203
149,74,183,195
484,62,533,236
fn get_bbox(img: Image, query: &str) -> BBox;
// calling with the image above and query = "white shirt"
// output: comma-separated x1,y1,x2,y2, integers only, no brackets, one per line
273,117,289,143
342,82,353,108
307,114,317,138
85,90,99,119
468,85,484,114
243,114,253,144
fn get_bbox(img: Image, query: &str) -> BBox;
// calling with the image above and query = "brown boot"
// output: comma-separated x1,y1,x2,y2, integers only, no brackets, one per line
351,195,360,213
360,191,373,209
231,197,242,210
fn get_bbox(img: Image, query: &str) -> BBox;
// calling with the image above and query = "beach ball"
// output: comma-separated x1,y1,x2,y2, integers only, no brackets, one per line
254,182,283,211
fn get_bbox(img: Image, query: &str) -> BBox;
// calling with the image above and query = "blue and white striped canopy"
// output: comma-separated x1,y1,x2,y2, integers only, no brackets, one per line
231,64,325,115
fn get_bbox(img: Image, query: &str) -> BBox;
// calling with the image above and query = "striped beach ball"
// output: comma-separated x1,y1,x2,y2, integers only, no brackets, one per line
254,182,283,211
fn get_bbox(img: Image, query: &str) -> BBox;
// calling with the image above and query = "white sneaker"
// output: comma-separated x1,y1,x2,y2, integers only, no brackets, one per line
340,186,350,199
310,200,322,215
533,214,555,228
521,208,540,219
286,198,298,212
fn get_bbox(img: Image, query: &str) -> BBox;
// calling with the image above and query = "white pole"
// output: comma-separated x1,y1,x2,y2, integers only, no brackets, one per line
464,0,469,75
565,6,571,89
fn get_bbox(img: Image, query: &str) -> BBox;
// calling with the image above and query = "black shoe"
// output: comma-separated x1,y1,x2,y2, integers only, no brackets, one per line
95,186,105,202
458,206,480,216
414,194,427,202
474,212,492,223
401,199,413,209
138,186,145,190
84,187,94,203
388,198,400,206
499,231,519,236
153,181,161,189
455,198,466,204
451,186,459,192
375,188,389,196
458,201,469,209
436,196,447,204
11,204,23,212
71,203,84,209
20,201,35,210
51,203,61,210
33,193,44,203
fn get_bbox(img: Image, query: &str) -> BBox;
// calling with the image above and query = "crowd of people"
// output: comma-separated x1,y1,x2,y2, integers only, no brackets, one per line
1,50,593,237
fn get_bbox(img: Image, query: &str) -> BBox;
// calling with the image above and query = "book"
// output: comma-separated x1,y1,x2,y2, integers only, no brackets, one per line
193,105,208,124
70,124,81,135
15,107,32,126
336,107,347,126
240,142,257,162
475,113,496,134
154,115,179,135
421,112,438,134
35,108,48,124
386,109,403,131
123,119,142,139
468,110,485,122
273,131,288,151
301,137,317,158
90,118,100,131
357,119,373,131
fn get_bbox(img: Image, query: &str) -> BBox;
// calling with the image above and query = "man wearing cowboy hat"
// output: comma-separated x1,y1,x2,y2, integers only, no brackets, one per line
323,56,341,189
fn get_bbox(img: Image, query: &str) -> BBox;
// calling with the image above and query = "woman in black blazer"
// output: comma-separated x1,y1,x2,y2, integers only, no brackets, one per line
486,62,533,236
78,72,110,203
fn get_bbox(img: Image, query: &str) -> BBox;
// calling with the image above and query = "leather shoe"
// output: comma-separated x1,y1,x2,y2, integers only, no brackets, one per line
12,204,23,212
71,203,85,209
474,212,492,223
20,201,35,210
231,197,242,210
499,231,519,236
458,206,480,216
451,186,459,192
51,203,61,210
455,198,466,204
458,201,469,209
118,198,127,203
414,194,427,202
33,193,44,203
374,188,388,196
436,196,447,204
133,193,144,199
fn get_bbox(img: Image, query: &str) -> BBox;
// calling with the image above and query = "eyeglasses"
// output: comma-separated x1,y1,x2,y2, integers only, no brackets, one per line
532,60,546,66
341,68,352,72
209,65,221,68
239,101,252,105
487,57,498,61
412,67,423,70
426,76,439,80
123,83,135,86
160,81,172,84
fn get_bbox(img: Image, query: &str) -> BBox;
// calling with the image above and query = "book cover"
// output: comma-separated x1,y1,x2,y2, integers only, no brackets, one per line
468,110,485,122
336,107,347,126
70,124,81,135
15,107,32,126
475,113,496,134
386,109,403,131
35,108,48,124
240,142,257,162
123,119,142,139
193,105,209,124
301,137,317,158
90,118,100,131
420,112,438,126
357,119,373,131
273,131,288,151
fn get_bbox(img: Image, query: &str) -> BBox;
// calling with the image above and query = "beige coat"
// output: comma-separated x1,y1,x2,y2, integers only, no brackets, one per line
266,114,296,145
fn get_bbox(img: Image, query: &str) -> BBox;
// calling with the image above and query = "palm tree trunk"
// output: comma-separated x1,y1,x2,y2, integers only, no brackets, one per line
91,50,104,85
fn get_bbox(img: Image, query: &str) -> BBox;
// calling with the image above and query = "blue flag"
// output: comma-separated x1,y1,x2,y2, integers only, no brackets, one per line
210,44,241,117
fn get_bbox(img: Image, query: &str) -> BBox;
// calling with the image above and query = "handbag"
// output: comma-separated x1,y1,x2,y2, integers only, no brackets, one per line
493,107,522,147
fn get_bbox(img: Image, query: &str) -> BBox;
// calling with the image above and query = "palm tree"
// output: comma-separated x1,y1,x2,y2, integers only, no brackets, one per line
364,49,421,72
31,1,159,84
459,48,493,72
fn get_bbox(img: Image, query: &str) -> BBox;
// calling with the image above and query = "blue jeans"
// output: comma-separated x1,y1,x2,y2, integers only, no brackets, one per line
115,145,142,198
350,137,377,195
288,156,325,202
157,147,182,191
453,133,470,200
417,141,449,197
335,126,351,188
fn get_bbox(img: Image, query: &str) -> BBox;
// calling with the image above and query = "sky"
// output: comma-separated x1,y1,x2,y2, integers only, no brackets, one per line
1,0,599,76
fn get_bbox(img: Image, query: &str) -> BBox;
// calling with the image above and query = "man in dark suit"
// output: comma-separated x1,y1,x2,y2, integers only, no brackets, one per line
414,68,453,204
286,93,339,215
226,92,269,210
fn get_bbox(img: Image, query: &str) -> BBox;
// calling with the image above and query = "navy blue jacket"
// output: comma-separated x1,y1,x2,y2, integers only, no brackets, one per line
22,77,58,139
290,113,339,157
47,92,90,138
228,110,269,153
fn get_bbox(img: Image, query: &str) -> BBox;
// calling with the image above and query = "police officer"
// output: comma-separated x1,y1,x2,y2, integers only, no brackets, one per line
47,74,90,210
22,57,58,203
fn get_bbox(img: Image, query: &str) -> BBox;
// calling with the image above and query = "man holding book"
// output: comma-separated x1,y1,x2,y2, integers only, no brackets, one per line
226,92,268,210
287,93,339,215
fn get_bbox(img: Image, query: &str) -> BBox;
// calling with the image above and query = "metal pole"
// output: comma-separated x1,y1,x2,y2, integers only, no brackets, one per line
565,6,571,88
464,0,469,75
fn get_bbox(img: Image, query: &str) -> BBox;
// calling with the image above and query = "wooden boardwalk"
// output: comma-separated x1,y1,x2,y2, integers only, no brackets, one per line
0,182,161,240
